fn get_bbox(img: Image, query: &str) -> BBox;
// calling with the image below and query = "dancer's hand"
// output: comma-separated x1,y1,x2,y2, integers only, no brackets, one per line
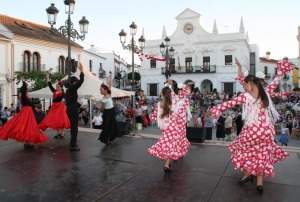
235,58,241,67
46,72,50,82
79,62,83,72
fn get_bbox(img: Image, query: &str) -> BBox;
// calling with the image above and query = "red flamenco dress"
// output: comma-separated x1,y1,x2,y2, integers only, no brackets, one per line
38,82,70,131
0,81,48,144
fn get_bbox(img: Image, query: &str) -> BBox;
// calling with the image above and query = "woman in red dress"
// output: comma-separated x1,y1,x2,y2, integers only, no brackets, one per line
39,73,70,138
0,79,48,148
211,59,291,194
148,80,193,173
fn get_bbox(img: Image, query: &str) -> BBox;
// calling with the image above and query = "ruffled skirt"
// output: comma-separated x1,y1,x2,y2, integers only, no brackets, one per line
39,102,70,131
0,106,48,144
229,124,288,178
148,118,191,160
98,108,118,143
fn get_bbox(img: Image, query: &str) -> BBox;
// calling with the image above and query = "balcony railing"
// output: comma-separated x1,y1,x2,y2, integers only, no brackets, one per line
161,65,216,75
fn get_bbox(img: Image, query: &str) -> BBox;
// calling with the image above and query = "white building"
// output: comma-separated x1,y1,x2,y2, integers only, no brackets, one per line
0,15,127,109
140,8,259,97
259,51,294,92
82,45,130,89
0,14,83,108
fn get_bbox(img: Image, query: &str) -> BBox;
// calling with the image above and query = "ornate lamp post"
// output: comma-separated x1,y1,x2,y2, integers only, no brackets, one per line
119,22,145,132
159,37,174,79
119,22,145,91
46,0,89,79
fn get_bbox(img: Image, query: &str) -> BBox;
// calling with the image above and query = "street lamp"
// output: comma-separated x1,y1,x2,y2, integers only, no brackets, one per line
159,37,175,79
119,22,145,91
46,1,89,79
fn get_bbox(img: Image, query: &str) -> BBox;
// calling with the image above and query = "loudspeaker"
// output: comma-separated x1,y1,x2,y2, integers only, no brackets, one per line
71,59,78,73
186,127,206,143
117,121,132,137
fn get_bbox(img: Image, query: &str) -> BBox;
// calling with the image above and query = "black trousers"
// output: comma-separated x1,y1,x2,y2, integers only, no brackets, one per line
1,118,7,125
67,104,79,147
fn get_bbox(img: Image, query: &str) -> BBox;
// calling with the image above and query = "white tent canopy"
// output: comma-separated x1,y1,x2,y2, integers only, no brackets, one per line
29,62,135,100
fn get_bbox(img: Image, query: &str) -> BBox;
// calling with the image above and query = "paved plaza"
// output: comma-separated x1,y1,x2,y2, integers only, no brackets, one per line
0,126,299,202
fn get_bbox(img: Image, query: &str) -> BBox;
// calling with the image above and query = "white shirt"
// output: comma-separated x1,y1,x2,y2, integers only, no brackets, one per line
92,115,103,126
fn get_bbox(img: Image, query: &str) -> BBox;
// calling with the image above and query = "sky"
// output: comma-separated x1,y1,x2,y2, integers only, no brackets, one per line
1,0,299,64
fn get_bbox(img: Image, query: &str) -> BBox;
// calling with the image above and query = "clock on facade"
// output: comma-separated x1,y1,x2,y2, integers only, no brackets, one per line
184,23,194,34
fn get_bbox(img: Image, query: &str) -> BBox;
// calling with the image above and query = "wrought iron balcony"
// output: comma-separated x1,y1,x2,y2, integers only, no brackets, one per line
161,65,216,75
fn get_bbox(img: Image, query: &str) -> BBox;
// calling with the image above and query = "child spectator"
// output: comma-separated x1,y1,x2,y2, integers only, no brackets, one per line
279,122,290,146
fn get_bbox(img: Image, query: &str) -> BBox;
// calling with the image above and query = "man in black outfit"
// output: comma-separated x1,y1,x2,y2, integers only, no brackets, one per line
65,63,84,151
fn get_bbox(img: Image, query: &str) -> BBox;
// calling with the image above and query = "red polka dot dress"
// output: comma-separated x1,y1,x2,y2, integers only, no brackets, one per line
212,60,291,178
147,89,191,160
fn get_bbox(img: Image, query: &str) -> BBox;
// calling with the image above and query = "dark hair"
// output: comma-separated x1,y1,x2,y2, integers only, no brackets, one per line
184,79,194,91
100,83,111,94
69,76,78,84
160,86,172,119
244,74,269,108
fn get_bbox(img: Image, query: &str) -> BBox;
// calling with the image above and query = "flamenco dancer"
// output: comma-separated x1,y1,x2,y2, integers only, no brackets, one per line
65,62,84,152
148,79,193,173
0,79,48,149
211,59,291,194
98,73,118,145
38,73,70,138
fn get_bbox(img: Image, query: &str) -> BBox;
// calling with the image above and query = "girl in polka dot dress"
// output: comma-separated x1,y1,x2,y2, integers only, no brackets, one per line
148,81,192,173
211,59,291,194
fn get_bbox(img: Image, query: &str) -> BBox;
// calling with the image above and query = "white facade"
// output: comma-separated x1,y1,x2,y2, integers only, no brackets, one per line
81,47,107,78
0,15,82,108
259,51,295,92
83,46,129,89
140,8,259,97
298,26,300,88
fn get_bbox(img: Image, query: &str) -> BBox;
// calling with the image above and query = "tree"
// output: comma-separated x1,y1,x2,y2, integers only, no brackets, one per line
127,72,141,85
293,87,300,92
14,69,65,91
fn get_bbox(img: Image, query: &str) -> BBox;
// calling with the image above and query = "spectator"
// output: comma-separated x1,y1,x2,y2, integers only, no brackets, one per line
1,107,9,125
225,111,233,141
81,108,89,126
134,104,143,126
9,103,15,114
92,109,103,129
204,111,214,140
233,110,243,136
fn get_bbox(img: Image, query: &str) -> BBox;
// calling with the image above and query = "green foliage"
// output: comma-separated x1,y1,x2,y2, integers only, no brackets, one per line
14,69,66,91
293,87,300,91
127,72,141,81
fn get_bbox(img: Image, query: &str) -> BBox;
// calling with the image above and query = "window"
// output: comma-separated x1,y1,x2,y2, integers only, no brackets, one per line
99,63,105,78
250,52,256,74
264,66,268,74
169,58,175,72
23,51,31,72
203,56,210,71
150,60,156,68
58,56,65,74
89,60,93,72
32,52,40,71
225,55,232,65
148,83,158,96
185,57,192,72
